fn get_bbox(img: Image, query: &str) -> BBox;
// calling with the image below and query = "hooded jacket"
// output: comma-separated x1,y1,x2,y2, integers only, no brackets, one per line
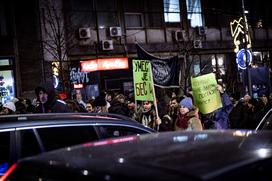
34,83,71,113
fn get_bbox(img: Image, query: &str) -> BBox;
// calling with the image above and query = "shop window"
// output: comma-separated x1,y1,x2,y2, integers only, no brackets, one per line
186,0,203,27
164,0,180,23
0,68,15,104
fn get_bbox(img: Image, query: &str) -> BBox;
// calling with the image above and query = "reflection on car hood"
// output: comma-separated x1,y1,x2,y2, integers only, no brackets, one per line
19,130,272,180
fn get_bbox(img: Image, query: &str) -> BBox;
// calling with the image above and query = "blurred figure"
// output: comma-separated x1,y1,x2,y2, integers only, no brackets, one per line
105,90,115,109
108,94,129,116
174,97,202,131
93,92,108,113
86,99,94,113
65,99,82,112
0,102,16,115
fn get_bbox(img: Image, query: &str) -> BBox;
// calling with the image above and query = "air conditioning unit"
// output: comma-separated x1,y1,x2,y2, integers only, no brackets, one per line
197,26,206,36
110,27,122,37
193,40,202,49
102,40,114,50
79,27,91,39
174,30,183,42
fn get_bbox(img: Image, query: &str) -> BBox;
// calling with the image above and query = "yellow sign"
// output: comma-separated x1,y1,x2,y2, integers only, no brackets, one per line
230,17,252,53
191,73,222,114
133,60,154,101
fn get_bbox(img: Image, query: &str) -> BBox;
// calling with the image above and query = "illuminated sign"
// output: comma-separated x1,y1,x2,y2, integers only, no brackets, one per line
236,49,252,69
73,83,84,89
230,17,252,53
81,58,129,72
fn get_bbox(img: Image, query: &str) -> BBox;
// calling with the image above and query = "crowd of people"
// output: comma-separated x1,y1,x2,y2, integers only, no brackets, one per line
0,82,271,132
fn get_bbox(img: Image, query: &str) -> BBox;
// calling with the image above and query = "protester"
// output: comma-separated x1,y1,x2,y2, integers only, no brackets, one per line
0,101,16,115
174,97,203,131
108,94,129,116
138,101,161,130
34,83,71,113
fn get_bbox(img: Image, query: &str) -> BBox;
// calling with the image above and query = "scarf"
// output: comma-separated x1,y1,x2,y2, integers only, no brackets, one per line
176,113,190,129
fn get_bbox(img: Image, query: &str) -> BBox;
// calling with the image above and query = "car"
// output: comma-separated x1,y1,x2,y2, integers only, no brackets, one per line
256,107,272,130
0,112,154,177
4,130,272,181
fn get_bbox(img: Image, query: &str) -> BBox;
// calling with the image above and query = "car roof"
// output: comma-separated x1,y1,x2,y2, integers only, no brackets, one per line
0,113,153,131
15,130,272,180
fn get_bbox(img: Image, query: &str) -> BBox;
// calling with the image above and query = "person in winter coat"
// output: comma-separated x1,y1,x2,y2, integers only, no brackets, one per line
0,101,16,115
108,94,129,116
174,97,203,131
138,101,161,131
213,84,233,129
34,83,71,113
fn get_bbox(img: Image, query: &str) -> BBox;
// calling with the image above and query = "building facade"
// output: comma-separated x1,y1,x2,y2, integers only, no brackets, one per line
0,0,271,103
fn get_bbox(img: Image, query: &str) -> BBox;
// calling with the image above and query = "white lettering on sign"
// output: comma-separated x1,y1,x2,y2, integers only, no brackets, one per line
70,67,89,84
81,58,128,72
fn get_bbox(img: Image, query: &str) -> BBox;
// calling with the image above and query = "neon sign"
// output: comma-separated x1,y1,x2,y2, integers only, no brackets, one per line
81,58,129,72
230,17,252,53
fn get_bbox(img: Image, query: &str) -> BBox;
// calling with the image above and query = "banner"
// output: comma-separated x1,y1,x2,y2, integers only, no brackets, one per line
191,73,222,114
133,60,155,101
136,43,180,88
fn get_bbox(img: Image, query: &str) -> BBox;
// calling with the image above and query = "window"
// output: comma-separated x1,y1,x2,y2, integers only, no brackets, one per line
0,58,15,105
37,126,98,151
145,0,163,27
125,13,144,28
186,0,203,27
0,131,10,176
20,129,41,158
164,0,180,22
98,125,147,139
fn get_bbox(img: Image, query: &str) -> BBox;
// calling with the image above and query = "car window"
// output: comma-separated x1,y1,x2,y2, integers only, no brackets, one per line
0,131,10,176
37,126,99,151
98,125,147,139
20,129,41,158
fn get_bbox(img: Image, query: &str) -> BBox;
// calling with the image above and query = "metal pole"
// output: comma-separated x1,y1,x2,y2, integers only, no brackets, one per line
241,0,252,96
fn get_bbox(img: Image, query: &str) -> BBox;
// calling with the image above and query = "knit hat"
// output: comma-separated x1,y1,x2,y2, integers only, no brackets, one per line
3,102,16,112
180,97,193,110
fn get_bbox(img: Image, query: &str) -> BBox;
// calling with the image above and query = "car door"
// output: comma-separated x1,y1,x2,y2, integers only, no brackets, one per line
0,129,15,177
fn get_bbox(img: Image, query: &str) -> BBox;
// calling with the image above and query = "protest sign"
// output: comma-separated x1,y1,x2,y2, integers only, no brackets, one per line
133,60,155,101
191,73,222,114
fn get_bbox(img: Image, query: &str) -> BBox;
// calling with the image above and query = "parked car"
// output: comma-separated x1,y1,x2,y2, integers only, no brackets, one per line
256,107,272,130
0,113,154,177
4,130,272,181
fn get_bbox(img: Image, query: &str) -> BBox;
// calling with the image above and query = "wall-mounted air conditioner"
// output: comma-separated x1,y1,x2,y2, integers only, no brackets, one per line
79,27,91,39
174,30,187,42
110,27,122,37
193,40,202,49
102,40,114,50
197,26,206,36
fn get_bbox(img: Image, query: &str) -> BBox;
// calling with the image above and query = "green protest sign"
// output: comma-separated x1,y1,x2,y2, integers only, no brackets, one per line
133,60,154,101
191,73,222,114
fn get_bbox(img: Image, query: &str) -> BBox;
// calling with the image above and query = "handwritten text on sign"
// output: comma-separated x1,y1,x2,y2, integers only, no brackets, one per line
133,60,154,101
191,73,222,114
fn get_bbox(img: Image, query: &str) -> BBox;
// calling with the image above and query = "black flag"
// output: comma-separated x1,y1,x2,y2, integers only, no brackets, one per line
136,43,180,88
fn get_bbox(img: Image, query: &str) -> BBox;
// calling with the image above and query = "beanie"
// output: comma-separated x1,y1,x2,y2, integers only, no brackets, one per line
180,97,193,110
3,102,16,112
